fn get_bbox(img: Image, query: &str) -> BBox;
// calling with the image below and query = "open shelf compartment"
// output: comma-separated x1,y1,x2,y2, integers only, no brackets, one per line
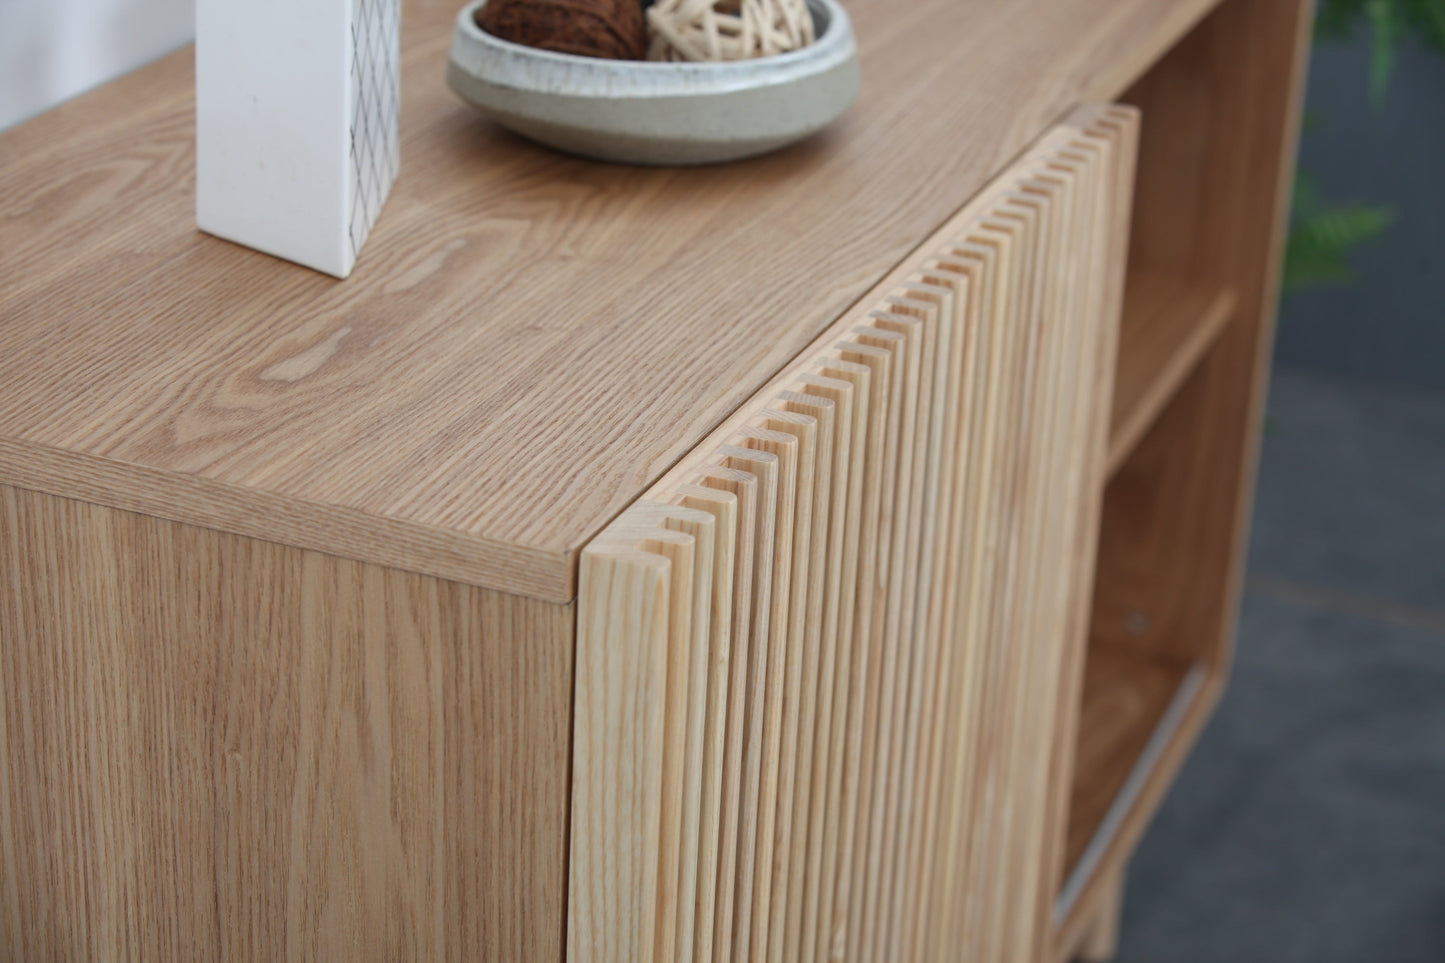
1049,0,1309,956
1056,650,1207,919
1109,278,1236,475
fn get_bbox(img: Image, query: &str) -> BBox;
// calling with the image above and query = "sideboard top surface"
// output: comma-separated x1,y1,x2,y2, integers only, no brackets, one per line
0,0,1214,601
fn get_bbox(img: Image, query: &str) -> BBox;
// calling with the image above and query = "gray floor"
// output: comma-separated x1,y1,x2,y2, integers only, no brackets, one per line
1272,38,1445,391
1116,371,1445,962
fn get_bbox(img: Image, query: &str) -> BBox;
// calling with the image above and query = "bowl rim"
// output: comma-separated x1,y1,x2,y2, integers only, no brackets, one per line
451,0,857,98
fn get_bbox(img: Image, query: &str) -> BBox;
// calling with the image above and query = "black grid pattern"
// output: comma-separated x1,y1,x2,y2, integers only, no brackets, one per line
349,0,400,263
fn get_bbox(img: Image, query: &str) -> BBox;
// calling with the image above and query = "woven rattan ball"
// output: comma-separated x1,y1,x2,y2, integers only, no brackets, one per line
646,0,815,62
477,0,648,61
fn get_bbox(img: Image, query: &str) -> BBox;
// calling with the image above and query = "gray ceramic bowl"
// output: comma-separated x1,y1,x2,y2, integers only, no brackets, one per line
445,0,859,165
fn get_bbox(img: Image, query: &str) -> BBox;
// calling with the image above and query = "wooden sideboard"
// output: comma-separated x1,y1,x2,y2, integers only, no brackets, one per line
0,1,1311,960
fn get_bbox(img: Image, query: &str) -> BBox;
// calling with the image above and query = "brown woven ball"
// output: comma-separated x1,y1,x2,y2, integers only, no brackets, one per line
477,0,648,61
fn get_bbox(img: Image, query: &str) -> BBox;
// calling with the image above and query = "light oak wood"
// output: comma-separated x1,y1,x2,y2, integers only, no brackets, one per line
818,348,889,963
887,281,963,963
0,0,1223,602
1064,649,1195,875
1053,673,1223,963
1108,278,1236,475
1078,870,1126,963
852,316,921,963
787,374,858,963
733,424,799,963
1003,152,1120,963
1031,110,1141,960
929,237,1007,963
956,212,1035,963
839,329,907,963
714,446,778,963
594,505,715,963
773,392,838,963
697,467,757,963
913,252,989,963
570,106,1138,962
1092,0,1313,670
757,408,821,963
568,547,671,963
674,484,739,963
0,484,573,963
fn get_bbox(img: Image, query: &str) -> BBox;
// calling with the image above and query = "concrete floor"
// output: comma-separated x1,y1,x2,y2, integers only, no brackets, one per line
1117,372,1445,962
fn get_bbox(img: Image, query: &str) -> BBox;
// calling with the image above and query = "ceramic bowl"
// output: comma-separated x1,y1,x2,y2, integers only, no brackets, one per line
445,0,859,165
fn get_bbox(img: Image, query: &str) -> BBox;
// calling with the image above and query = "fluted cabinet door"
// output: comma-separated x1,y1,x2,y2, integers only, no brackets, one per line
567,104,1140,963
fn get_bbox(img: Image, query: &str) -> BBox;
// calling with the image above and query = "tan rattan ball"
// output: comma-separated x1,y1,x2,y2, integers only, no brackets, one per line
646,0,815,62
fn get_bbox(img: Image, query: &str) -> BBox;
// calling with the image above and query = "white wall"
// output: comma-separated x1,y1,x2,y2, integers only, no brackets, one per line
0,0,193,131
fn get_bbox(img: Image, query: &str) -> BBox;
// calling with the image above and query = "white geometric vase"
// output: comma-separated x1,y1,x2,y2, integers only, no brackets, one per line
195,0,400,279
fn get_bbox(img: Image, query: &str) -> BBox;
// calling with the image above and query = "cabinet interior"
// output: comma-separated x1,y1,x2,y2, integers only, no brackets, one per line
1055,0,1303,944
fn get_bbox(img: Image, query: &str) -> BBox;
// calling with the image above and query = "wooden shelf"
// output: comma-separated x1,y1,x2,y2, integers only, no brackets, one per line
1058,647,1207,916
1107,278,1236,475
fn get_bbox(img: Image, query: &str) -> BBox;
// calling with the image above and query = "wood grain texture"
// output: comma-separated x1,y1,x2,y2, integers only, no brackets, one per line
0,0,1220,602
1107,278,1236,475
771,396,836,963
568,541,673,963
1002,137,1132,963
787,375,858,963
818,348,888,963
1091,0,1313,670
0,483,573,963
1063,649,1194,875
568,106,1137,962
1026,108,1141,961
1051,673,1223,963
913,251,992,963
713,448,778,963
731,427,798,963
697,468,757,963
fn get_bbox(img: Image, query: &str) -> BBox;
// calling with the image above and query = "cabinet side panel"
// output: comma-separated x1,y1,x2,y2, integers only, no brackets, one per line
0,484,572,963
445,566,576,963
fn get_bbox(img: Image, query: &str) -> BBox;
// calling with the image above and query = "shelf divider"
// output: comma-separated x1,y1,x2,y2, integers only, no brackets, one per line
1107,278,1236,476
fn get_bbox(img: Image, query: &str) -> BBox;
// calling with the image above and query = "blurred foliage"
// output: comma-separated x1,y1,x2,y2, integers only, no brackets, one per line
1284,175,1394,289
1284,0,1445,292
1316,0,1445,105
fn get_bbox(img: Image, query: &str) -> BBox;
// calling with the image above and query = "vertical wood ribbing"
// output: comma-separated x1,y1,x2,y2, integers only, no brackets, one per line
568,104,1138,963
568,550,670,963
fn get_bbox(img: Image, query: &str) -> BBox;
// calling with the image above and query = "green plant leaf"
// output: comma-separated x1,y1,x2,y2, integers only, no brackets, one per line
1293,172,1320,215
1366,0,1403,106
1420,0,1445,50
1316,0,1369,39
1284,199,1395,292
1286,0,1438,294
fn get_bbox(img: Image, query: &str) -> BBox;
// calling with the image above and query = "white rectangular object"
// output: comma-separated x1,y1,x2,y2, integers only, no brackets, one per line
196,0,400,279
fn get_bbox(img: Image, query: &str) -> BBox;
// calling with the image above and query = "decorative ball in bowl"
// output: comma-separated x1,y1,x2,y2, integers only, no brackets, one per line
445,0,860,165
